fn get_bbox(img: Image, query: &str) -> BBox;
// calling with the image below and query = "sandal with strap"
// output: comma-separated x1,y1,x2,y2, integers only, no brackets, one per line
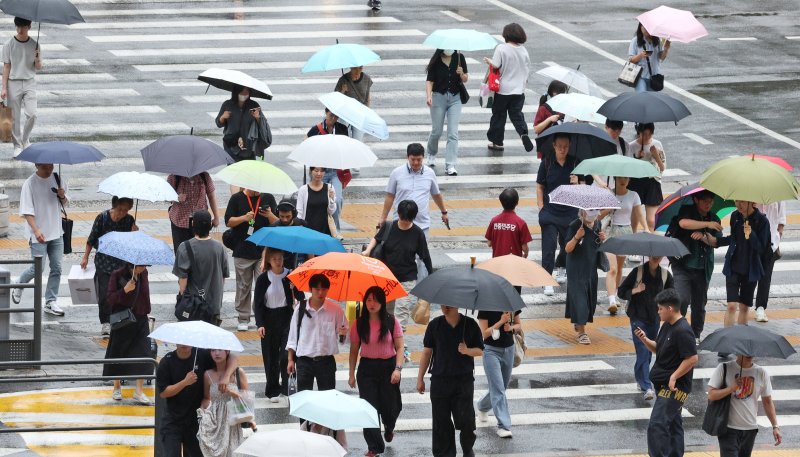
577,333,591,345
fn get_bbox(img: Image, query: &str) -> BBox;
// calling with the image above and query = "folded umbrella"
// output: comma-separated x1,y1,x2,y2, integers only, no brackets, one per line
247,226,346,256
546,93,606,124
476,254,557,288
98,231,175,266
215,161,298,195
597,92,691,125
288,135,378,170
149,321,243,352
637,6,708,44
700,155,800,204
289,389,379,429
14,141,104,165
411,266,525,313
699,325,796,359
318,91,389,140
572,154,660,179
598,232,690,258
535,64,604,98
654,183,734,231
198,68,272,100
235,429,346,457
141,135,233,177
536,122,617,161
98,171,178,202
301,43,380,73
423,29,499,51
548,184,621,210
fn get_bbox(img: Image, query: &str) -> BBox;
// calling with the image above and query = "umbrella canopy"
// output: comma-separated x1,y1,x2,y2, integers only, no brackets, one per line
197,68,272,100
289,389,379,429
747,154,793,171
655,183,734,231
598,232,690,258
637,6,708,44
699,325,796,359
14,141,104,164
597,92,691,125
422,28,499,51
476,255,557,288
411,266,525,313
149,321,243,352
141,135,233,177
548,184,621,210
0,0,84,25
215,161,298,195
535,64,603,98
301,43,380,73
234,429,346,457
98,171,178,202
700,155,800,204
98,231,175,266
572,154,660,178
288,135,378,170
288,252,406,302
536,122,617,161
546,93,606,123
318,91,389,140
247,226,346,256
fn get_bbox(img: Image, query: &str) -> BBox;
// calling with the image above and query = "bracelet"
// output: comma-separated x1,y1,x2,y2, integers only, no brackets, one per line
441,211,448,215
772,425,780,429
394,366,402,371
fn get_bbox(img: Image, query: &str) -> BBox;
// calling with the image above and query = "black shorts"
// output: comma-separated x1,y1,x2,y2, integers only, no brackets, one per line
628,177,663,207
725,275,757,307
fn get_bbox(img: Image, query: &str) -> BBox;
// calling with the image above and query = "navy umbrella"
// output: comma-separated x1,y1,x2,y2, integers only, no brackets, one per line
597,92,691,125
598,232,690,258
141,135,233,178
411,265,526,313
536,122,617,162
14,141,104,166
699,325,796,359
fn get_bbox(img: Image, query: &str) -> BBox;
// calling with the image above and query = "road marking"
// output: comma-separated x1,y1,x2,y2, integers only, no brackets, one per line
110,43,431,57
19,433,152,447
42,59,91,66
79,4,368,16
71,16,400,30
38,106,164,115
771,390,800,401
348,174,537,188
694,364,800,379
88,29,425,43
166,74,425,88
36,73,116,83
682,133,714,145
484,0,800,151
38,88,140,99
34,122,190,136
787,36,800,40
597,39,631,44
1,412,151,426
718,37,758,41
757,415,800,427
40,44,68,51
661,168,689,176
137,58,478,72
187,90,424,103
440,10,471,22
205,104,528,119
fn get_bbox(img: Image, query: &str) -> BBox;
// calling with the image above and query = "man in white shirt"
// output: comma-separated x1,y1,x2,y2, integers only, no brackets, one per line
2,17,42,156
753,202,786,323
286,274,347,392
13,163,68,316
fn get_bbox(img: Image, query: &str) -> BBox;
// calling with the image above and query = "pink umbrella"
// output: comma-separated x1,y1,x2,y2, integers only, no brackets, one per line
749,154,793,171
637,6,708,43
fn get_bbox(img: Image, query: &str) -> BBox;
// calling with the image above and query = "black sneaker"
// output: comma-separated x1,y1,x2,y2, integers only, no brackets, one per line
521,134,534,152
371,0,382,10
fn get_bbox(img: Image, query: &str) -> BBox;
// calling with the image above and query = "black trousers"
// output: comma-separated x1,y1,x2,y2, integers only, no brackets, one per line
357,357,403,453
540,221,569,274
170,222,193,253
647,386,688,457
755,249,779,309
430,376,476,457
672,263,709,338
94,269,112,324
260,306,292,397
718,428,759,457
161,416,202,457
296,355,336,392
486,93,527,146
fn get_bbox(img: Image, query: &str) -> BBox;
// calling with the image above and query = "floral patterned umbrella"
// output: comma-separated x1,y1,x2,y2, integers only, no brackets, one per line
98,231,175,266
548,184,621,210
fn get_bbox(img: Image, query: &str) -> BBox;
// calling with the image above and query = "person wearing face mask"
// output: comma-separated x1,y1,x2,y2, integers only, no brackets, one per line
533,80,568,159
628,123,665,232
563,209,606,345
425,48,468,176
216,85,272,161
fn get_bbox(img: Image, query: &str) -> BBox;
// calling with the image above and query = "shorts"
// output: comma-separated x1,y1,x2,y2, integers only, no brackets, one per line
628,177,663,207
606,224,633,239
725,275,757,307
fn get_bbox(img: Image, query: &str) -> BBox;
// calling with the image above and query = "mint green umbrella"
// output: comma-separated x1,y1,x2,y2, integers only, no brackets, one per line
423,29,499,51
572,154,660,178
700,155,800,204
301,43,380,73
215,161,297,195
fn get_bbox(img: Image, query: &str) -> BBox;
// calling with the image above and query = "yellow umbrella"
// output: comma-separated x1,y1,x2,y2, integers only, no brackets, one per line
700,155,800,204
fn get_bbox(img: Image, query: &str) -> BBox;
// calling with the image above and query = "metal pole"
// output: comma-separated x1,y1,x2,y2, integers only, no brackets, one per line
32,256,42,362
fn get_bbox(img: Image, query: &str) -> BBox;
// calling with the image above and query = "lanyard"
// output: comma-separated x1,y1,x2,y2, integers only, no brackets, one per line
246,193,261,226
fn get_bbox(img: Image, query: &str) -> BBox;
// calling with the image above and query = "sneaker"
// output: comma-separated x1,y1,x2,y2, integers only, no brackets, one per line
644,389,655,400
695,338,701,347
237,322,249,332
607,303,618,315
543,286,554,296
371,0,381,10
426,156,437,168
555,267,567,284
383,429,394,442
269,396,280,404
11,288,21,304
445,166,458,176
364,452,379,457
477,409,488,423
496,428,513,438
521,134,534,152
102,323,111,336
133,392,152,405
112,388,122,401
44,301,65,316
351,167,361,174
755,307,768,323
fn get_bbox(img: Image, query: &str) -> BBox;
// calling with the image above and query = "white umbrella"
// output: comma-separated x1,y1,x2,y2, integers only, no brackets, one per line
198,68,273,100
318,92,389,140
234,429,346,457
547,93,606,124
98,171,178,202
148,321,244,352
288,135,378,170
536,64,604,98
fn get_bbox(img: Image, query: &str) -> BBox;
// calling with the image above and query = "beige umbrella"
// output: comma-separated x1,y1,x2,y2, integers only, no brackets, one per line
476,254,558,288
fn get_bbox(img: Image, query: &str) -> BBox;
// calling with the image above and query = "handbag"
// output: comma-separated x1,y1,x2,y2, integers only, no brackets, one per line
369,222,394,261
287,372,298,397
109,307,136,331
221,228,238,251
645,56,664,91
487,65,501,93
618,61,643,87
228,368,256,427
174,242,214,322
411,298,430,325
458,82,470,105
337,169,352,188
513,330,527,368
702,363,731,436
53,172,73,254
0,101,12,142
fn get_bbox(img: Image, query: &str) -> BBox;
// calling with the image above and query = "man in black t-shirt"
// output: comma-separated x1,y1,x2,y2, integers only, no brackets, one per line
265,200,307,270
635,289,698,457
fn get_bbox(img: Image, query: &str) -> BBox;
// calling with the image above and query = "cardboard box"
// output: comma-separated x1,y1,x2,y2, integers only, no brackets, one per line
68,264,97,305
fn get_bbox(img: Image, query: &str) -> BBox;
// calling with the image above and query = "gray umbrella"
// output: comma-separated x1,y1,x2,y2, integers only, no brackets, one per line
410,266,526,313
597,92,691,125
0,0,85,53
699,325,796,359
141,135,233,177
598,232,690,258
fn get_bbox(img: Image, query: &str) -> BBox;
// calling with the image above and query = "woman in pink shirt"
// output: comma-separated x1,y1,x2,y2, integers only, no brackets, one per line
348,286,405,457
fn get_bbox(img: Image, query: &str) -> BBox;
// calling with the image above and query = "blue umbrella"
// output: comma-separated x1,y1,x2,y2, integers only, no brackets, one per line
423,29,499,51
289,389,379,429
98,231,175,266
301,43,380,73
141,135,233,177
247,226,345,256
14,141,105,164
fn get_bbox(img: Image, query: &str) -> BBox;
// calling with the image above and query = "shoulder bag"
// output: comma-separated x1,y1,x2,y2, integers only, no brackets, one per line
456,53,470,105
53,172,73,254
513,329,527,368
174,242,213,322
109,273,139,331
645,56,664,91
369,222,394,261
702,363,731,436
618,60,642,88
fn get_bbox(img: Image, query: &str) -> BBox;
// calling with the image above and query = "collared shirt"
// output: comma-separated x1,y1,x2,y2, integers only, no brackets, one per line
19,173,68,243
286,298,348,358
754,202,786,252
386,164,440,230
167,173,215,229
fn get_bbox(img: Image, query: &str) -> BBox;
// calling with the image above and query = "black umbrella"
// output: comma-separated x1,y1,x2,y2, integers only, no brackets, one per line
597,92,691,125
699,325,796,359
410,266,526,313
536,122,617,161
598,232,690,258
0,0,85,56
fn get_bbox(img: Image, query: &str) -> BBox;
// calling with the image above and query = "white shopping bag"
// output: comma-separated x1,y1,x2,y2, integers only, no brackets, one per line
68,264,97,304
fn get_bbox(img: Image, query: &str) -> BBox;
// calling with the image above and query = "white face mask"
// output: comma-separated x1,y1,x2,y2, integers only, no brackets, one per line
443,49,454,56
583,209,600,223
238,94,249,103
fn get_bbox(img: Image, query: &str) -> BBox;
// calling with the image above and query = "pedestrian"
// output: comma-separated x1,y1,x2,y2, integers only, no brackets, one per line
627,123,666,231
367,0,382,10
707,354,782,456
564,209,606,345
224,188,278,331
296,167,337,237
254,248,304,402
286,274,348,392
335,66,373,145
13,163,68,316
347,286,404,457
173,210,229,326
591,119,628,190
485,187,532,260
266,199,307,270
216,85,272,161
1,17,42,156
416,305,484,457
425,48,468,176
753,201,786,323
379,143,449,283
103,263,153,405
484,23,533,153
80,196,137,336
307,109,348,233
533,80,568,157
617,255,674,400
166,172,220,252
634,288,698,457
628,23,670,93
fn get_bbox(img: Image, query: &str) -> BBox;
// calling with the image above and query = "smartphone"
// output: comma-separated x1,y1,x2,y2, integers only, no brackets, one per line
644,50,653,56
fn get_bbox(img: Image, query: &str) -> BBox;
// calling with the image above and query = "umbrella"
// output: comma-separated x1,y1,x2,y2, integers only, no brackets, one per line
301,43,380,73
748,154,793,171
288,252,407,302
546,93,606,124
597,92,691,125
149,321,243,352
598,232,690,258
14,141,104,165
637,6,708,44
0,0,84,50
700,155,800,204
475,254,558,288
654,183,734,231
536,122,617,161
234,429,346,457
288,135,378,170
215,161,298,195
535,64,604,98
548,184,622,210
289,389,379,429
572,154,660,179
247,226,346,256
98,171,178,203
422,28,499,51
141,135,233,177
411,266,525,313
699,325,796,359
318,91,389,140
98,231,175,266
197,68,272,100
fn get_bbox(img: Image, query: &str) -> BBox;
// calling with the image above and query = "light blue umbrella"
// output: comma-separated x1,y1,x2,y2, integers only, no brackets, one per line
149,321,243,352
98,231,175,266
14,141,105,165
248,226,346,256
318,91,389,140
423,28,499,51
301,43,380,73
289,389,379,429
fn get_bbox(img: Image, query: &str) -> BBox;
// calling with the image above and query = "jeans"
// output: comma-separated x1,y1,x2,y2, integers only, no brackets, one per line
427,91,462,167
430,376,476,457
647,387,688,457
322,170,343,233
233,257,260,324
755,249,779,309
718,428,758,457
629,319,658,391
477,345,514,430
260,306,292,397
387,280,416,331
296,355,336,392
487,93,527,146
19,238,64,304
7,78,37,148
539,220,569,274
672,263,709,338
635,77,653,92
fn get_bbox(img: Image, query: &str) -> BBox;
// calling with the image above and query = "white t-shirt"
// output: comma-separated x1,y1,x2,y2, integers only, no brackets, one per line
1,36,38,80
708,361,773,430
265,269,289,309
490,43,530,95
19,173,67,243
610,190,642,226
628,138,665,180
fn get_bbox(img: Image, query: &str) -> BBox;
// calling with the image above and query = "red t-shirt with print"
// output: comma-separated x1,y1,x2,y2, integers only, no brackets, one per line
484,210,533,257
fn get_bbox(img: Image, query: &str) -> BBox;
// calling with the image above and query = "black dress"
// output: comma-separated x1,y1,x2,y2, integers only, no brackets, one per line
564,219,601,325
304,184,331,236
103,268,153,377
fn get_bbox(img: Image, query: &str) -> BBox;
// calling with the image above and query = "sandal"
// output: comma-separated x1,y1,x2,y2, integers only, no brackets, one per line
577,333,591,345
487,143,505,151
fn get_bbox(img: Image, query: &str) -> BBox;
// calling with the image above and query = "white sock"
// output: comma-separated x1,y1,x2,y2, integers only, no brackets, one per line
609,295,617,305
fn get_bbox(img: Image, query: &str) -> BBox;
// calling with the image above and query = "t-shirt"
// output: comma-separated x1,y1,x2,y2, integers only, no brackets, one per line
386,164,440,230
224,191,277,259
628,37,663,79
536,156,579,220
426,52,468,95
173,238,230,313
490,43,530,95
477,310,522,348
373,221,433,282
156,348,214,423
609,190,641,226
484,210,532,257
627,139,665,181
19,173,66,243
423,314,484,380
350,316,403,359
708,361,773,431
335,72,373,105
2,36,37,80
649,317,697,393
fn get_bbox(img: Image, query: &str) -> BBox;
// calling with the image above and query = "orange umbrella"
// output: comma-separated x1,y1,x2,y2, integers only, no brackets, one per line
288,252,407,302
476,254,558,288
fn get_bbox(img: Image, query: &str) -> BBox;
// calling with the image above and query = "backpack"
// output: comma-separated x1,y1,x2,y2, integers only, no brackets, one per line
664,213,692,264
634,265,669,289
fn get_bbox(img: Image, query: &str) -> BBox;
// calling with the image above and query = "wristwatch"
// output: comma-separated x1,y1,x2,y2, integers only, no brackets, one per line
394,366,402,371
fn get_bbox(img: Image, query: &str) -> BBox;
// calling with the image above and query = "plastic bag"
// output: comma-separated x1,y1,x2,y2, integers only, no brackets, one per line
287,373,298,397
226,390,255,426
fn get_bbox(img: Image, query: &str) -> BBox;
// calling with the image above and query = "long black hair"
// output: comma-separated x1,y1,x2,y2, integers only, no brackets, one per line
425,49,459,75
635,23,660,49
539,80,569,106
229,84,245,102
356,286,392,343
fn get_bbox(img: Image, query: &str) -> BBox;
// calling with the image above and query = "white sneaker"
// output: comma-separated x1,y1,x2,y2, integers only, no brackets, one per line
112,388,122,401
555,268,567,284
755,307,768,323
445,166,458,176
426,156,437,167
44,301,65,316
477,409,488,423
543,286,554,296
133,392,153,405
102,323,111,336
237,322,249,332
695,338,701,347
496,428,513,438
351,167,360,174
644,389,655,400
269,396,280,403
11,288,22,304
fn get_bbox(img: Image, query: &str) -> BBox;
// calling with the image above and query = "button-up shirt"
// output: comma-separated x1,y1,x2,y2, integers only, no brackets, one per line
386,164,440,230
286,298,347,358
755,202,786,252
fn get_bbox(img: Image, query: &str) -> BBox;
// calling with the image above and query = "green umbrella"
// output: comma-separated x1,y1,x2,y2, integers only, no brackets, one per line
214,161,298,195
700,155,800,204
572,154,660,178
